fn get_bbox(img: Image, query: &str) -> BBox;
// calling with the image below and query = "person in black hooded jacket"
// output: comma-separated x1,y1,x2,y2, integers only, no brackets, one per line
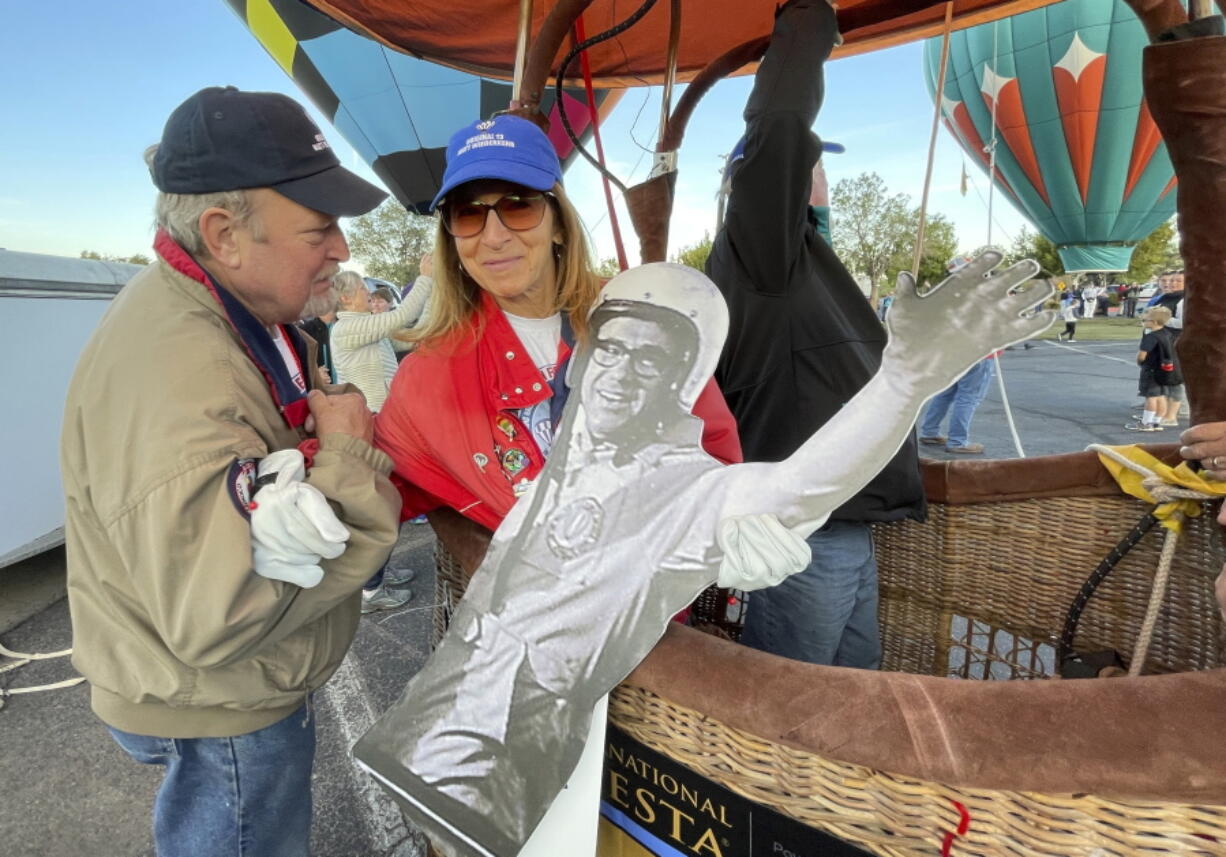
707,0,925,669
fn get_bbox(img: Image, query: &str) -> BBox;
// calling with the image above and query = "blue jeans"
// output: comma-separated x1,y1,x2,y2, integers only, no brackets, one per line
107,704,315,857
920,358,996,448
740,520,880,669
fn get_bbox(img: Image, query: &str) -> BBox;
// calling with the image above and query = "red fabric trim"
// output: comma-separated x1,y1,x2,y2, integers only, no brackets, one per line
693,378,743,464
285,398,311,427
940,800,971,856
297,438,321,469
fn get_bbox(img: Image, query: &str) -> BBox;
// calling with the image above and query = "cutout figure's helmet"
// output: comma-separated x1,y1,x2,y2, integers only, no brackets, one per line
580,263,729,410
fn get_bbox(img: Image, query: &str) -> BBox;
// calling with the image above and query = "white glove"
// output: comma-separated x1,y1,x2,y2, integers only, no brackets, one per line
883,250,1053,399
716,514,813,591
250,449,350,588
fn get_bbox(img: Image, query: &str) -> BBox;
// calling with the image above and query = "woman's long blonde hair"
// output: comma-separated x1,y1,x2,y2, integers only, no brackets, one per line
411,183,603,348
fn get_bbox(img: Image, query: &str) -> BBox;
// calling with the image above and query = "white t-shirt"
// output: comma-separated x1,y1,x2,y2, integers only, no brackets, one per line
505,312,562,458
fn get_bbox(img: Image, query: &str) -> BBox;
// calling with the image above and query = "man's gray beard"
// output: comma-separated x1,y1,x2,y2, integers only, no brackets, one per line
301,292,335,320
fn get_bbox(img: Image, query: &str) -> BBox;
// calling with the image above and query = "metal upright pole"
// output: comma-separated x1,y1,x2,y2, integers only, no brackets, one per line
912,2,954,278
650,0,683,178
511,0,534,106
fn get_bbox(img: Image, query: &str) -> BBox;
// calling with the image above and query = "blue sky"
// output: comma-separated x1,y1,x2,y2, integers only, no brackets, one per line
0,0,1029,267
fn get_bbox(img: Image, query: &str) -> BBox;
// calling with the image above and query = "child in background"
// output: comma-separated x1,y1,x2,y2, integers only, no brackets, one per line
1056,295,1079,342
1125,306,1178,432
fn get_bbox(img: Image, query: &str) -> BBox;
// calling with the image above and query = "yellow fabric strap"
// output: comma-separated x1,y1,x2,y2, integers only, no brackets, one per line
1095,445,1226,533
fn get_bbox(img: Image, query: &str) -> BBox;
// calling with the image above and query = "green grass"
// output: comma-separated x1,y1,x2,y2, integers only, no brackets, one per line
1034,316,1148,342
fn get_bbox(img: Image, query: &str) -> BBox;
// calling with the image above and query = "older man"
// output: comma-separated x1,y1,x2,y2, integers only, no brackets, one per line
60,87,401,857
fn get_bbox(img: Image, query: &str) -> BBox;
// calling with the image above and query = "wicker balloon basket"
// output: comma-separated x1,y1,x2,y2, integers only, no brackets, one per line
431,451,1226,856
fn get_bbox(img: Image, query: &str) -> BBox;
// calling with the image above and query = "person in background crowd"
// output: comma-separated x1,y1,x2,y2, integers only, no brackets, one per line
331,270,432,413
299,285,339,384
60,86,400,857
704,0,926,669
1151,269,1187,421
1125,305,1180,432
395,252,436,365
1057,294,1079,342
370,286,395,314
918,354,997,455
1123,282,1140,318
331,268,435,611
1080,283,1102,318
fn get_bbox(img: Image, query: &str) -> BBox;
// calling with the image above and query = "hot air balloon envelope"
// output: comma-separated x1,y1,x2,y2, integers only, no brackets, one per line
300,0,1063,86
925,0,1176,273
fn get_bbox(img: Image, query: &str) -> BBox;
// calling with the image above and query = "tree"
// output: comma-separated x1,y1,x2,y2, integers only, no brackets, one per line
80,250,151,265
345,201,436,286
884,211,958,293
594,257,622,278
829,172,912,306
1001,228,1063,278
671,233,713,272
1124,218,1180,282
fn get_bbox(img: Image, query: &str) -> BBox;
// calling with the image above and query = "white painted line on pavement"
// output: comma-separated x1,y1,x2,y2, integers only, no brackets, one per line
1041,340,1135,366
320,657,420,857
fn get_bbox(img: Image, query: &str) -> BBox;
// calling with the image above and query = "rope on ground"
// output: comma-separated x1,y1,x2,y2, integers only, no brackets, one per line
1087,443,1224,674
0,639,84,707
0,640,73,662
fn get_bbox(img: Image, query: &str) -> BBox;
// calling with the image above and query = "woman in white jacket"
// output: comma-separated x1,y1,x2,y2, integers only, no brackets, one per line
331,267,433,412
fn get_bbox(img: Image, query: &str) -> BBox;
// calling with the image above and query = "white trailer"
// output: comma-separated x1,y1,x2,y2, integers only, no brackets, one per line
1,249,142,568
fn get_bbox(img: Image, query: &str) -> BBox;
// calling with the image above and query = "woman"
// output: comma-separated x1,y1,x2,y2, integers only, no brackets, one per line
369,286,395,314
375,115,741,531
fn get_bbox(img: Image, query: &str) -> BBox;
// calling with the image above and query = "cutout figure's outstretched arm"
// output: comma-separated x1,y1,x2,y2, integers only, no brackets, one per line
726,251,1054,534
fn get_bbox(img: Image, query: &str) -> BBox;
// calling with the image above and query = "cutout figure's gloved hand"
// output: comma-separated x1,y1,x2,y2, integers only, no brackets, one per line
883,250,1053,399
250,449,350,588
716,514,813,591
765,249,1055,536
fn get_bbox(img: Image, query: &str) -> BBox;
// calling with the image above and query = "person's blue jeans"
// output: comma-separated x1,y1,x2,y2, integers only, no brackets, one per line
920,358,996,448
740,520,880,669
107,703,315,857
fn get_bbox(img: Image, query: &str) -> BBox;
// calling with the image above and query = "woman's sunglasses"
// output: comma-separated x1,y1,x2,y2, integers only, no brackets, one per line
441,192,555,239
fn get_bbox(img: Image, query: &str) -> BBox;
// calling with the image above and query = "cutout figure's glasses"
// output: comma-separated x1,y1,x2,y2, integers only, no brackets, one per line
591,339,668,379
441,193,554,238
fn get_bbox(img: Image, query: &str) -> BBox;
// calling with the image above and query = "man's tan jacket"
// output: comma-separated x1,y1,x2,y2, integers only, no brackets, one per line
61,257,401,738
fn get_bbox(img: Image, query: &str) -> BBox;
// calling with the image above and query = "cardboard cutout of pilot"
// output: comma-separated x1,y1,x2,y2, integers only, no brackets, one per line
354,257,1053,857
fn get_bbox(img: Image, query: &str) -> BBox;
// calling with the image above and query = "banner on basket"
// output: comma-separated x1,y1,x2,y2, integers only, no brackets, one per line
598,724,871,857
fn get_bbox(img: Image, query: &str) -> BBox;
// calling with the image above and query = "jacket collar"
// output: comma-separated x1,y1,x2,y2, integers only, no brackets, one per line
154,230,310,429
475,290,572,414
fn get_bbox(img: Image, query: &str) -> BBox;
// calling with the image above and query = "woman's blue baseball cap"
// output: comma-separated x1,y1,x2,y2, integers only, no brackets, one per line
430,115,562,211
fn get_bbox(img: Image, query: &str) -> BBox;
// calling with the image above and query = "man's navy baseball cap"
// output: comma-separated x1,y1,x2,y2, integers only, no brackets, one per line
151,86,387,217
430,115,562,211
